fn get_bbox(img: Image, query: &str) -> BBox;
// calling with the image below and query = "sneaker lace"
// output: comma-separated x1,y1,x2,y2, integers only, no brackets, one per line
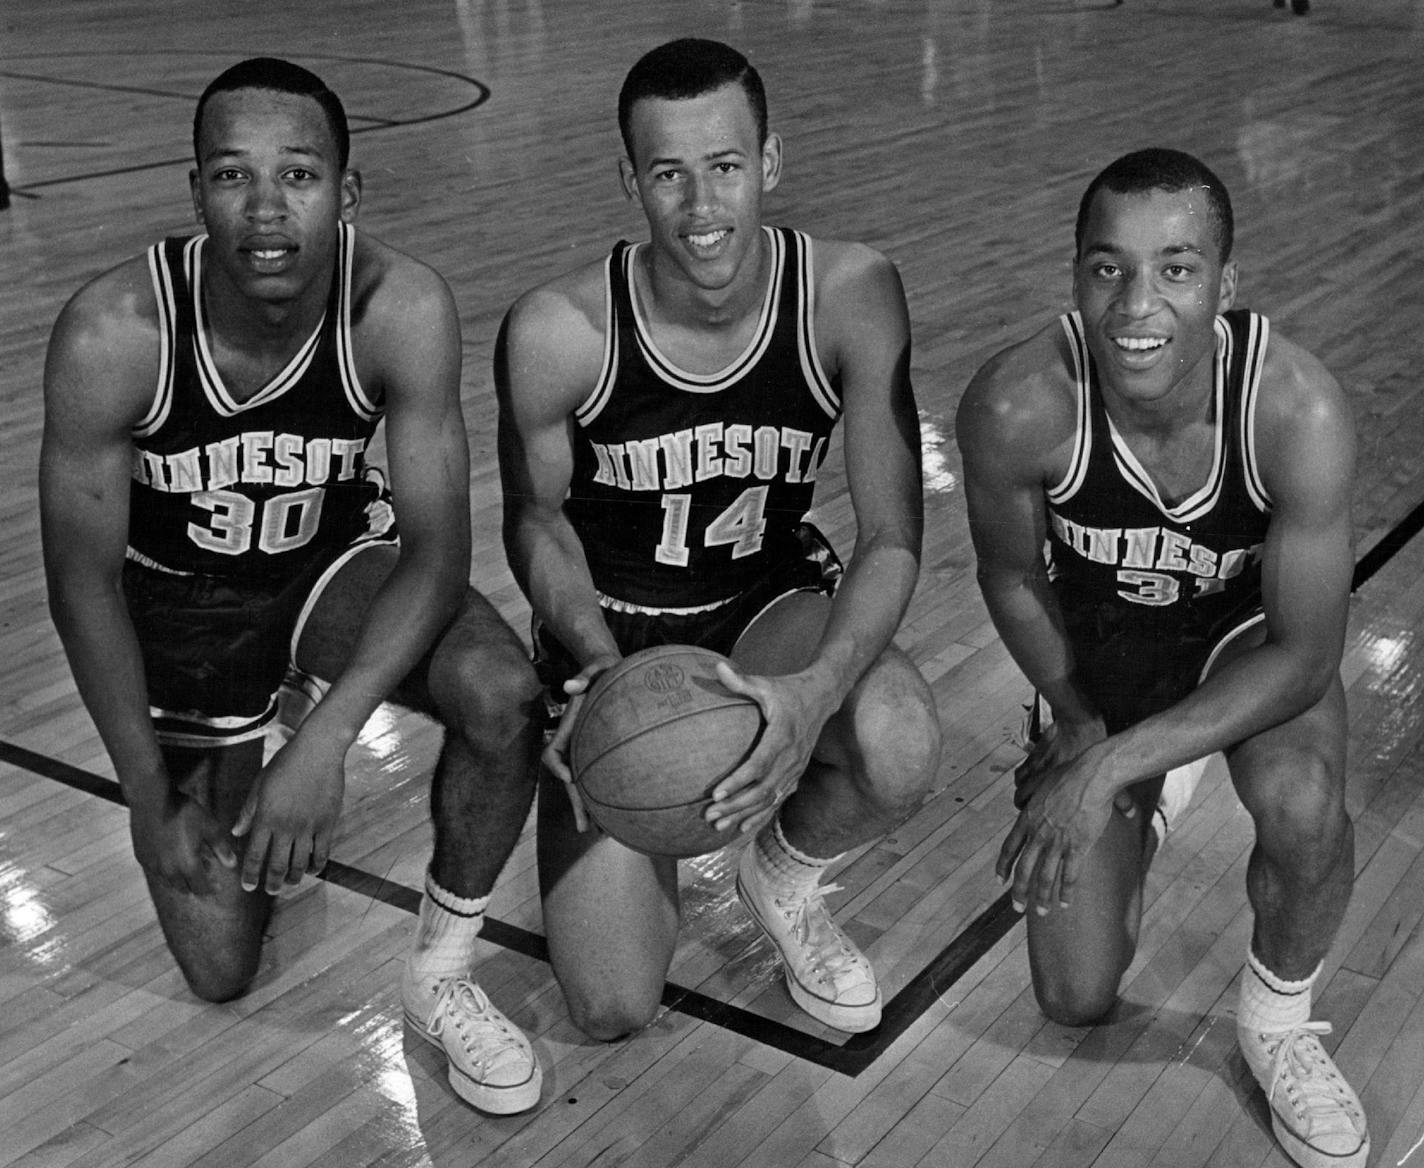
776,883,863,980
426,979,524,1067
1263,1022,1365,1133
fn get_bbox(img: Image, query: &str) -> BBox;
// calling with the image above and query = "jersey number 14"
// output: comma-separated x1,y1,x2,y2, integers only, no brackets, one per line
656,486,770,566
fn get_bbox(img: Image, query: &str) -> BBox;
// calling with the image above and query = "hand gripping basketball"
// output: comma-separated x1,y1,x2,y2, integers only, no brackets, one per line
568,645,766,857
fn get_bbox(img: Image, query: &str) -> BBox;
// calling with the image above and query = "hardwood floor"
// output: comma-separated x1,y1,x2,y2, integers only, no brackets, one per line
3,1,1423,1164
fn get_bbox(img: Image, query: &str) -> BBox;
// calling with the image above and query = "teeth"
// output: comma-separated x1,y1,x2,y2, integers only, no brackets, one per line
1115,336,1167,352
687,230,727,248
252,249,287,260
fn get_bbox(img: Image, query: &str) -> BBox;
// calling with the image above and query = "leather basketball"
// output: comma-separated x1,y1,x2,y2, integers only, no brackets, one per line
569,645,765,857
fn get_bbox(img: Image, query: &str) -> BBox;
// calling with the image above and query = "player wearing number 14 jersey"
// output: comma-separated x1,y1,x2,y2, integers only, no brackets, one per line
498,39,940,1042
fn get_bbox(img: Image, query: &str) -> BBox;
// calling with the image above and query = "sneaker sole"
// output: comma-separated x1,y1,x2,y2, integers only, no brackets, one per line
735,874,883,1033
1271,1113,1368,1168
403,1009,543,1115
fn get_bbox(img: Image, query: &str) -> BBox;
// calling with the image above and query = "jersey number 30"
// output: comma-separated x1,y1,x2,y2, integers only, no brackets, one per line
189,487,325,557
656,486,769,566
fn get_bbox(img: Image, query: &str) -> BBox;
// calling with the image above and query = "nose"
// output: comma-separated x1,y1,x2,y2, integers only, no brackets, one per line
682,170,714,215
1118,267,1157,318
245,174,288,221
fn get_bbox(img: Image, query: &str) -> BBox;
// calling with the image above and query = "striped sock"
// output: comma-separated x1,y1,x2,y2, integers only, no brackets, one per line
402,870,489,1007
751,816,841,902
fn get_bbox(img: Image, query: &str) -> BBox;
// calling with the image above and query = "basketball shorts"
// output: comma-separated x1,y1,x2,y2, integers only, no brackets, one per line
123,496,399,750
534,522,843,706
1062,598,1266,735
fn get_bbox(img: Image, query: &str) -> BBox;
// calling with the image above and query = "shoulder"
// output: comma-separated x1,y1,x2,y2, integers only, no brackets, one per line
805,236,906,318
347,231,459,339
1251,323,1355,491
957,318,1079,463
498,257,610,407
46,251,163,422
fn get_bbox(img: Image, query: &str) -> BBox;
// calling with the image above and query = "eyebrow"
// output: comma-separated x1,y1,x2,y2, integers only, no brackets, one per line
644,147,746,170
1081,241,1207,258
202,143,325,164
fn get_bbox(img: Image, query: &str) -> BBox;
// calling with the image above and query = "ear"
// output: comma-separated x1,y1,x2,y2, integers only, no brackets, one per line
189,168,205,226
618,156,639,202
761,132,783,193
340,169,362,223
1217,259,1238,312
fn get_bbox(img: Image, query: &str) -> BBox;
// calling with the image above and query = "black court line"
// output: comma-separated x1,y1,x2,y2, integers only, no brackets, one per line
0,736,1017,1076
1,500,1419,1075
0,50,490,197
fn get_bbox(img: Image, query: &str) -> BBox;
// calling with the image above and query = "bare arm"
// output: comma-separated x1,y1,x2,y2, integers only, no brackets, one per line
495,279,618,675
41,261,240,890
956,333,1102,729
237,245,471,891
708,244,925,827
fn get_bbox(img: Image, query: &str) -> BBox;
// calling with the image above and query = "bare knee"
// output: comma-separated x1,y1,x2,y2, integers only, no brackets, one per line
435,644,543,750
1237,749,1349,869
847,655,942,818
1034,976,1120,1028
563,985,660,1043
1030,934,1130,1027
181,959,258,1003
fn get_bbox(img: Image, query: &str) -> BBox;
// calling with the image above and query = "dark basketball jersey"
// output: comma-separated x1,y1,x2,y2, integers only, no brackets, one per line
1047,308,1272,651
127,224,391,581
565,226,842,609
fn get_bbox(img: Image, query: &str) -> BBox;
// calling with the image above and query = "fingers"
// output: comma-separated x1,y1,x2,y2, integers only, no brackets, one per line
561,776,590,833
239,826,270,893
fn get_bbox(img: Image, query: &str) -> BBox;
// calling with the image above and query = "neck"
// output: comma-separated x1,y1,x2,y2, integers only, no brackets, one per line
640,228,770,331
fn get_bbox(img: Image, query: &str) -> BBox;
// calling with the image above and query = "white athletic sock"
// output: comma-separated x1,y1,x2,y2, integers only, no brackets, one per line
751,816,842,902
401,870,488,1009
1237,949,1319,1080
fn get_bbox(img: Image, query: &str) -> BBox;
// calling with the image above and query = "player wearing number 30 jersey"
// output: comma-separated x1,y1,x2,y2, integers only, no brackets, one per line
566,226,839,609
128,222,392,581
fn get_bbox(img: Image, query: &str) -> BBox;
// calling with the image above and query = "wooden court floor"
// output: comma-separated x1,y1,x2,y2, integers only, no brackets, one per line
2,1,1423,1165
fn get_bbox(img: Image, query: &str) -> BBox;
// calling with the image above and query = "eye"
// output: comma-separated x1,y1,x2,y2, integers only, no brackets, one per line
1163,263,1194,280
1091,262,1121,280
212,167,245,182
285,167,318,182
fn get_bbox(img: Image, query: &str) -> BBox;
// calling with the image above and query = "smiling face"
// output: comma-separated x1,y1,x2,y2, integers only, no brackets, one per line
619,81,781,301
1073,186,1237,412
190,86,359,311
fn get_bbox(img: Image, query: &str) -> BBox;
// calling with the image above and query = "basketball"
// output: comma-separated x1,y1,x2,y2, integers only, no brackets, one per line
569,645,766,858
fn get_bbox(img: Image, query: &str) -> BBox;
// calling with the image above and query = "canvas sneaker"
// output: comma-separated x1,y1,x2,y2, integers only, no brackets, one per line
736,846,882,1032
1239,1021,1369,1168
404,977,541,1114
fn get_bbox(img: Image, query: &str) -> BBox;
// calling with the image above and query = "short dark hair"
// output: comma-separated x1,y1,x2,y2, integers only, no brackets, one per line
1075,147,1234,261
193,57,350,170
617,38,767,163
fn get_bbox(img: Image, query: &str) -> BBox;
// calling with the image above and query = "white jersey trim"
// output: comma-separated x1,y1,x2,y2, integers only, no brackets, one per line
188,235,327,417
135,243,180,438
1046,312,1092,505
627,226,783,393
792,231,841,420
1239,313,1272,511
575,251,620,426
336,224,379,421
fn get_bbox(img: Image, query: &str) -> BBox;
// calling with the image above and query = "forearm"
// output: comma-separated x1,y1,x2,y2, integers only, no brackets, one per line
507,507,618,669
1094,639,1336,797
299,553,464,745
801,535,919,711
49,579,168,810
979,565,1100,725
